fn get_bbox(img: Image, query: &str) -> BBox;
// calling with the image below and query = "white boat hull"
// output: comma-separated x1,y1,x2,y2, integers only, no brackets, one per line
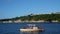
20,29,44,32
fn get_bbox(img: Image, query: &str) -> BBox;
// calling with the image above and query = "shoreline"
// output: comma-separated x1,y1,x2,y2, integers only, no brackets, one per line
0,21,60,23
0,20,60,23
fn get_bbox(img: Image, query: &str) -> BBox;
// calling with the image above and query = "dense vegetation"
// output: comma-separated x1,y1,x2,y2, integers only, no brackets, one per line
19,14,60,22
0,14,60,22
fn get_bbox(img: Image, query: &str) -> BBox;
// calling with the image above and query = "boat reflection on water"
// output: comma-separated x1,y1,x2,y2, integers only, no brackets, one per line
20,31,43,34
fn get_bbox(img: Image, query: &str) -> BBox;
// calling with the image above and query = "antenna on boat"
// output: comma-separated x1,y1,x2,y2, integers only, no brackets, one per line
28,24,32,26
27,24,36,27
33,24,36,27
27,24,32,28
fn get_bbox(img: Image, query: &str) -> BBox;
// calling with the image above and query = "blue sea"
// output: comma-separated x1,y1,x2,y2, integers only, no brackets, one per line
0,22,60,34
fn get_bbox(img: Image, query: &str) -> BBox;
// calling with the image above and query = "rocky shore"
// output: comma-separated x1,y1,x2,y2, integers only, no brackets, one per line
0,20,59,23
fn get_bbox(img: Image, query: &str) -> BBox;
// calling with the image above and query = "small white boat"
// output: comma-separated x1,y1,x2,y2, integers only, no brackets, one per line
20,27,44,32
20,26,44,32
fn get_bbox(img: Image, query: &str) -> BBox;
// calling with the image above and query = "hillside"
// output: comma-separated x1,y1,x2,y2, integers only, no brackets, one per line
0,14,60,22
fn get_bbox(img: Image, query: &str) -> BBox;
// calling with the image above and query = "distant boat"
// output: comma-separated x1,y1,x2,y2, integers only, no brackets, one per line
20,24,44,32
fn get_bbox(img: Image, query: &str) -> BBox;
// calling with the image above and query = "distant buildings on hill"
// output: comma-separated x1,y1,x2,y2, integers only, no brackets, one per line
54,12,60,14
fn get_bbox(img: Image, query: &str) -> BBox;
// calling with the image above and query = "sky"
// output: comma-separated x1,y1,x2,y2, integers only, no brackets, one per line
0,0,60,19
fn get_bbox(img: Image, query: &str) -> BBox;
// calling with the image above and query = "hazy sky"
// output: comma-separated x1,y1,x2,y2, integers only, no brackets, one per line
0,0,60,19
